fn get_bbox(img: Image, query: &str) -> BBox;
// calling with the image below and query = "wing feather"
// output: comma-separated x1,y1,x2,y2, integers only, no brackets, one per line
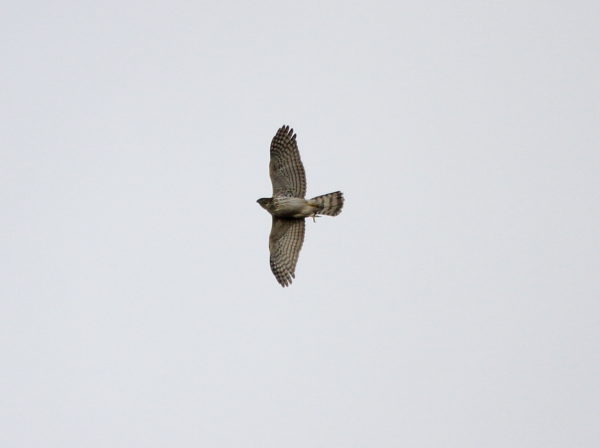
268,217,305,287
269,125,307,198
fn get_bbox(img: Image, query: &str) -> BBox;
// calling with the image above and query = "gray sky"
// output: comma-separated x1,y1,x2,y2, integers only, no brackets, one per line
2,1,599,447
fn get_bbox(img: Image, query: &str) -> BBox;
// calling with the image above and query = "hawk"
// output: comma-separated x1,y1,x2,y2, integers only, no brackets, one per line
257,125,344,287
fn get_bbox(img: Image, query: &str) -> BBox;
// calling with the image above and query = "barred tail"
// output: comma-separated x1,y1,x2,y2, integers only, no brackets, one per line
310,191,344,216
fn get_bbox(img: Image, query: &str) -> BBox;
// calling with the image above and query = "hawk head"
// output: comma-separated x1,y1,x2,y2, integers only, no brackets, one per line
257,198,272,211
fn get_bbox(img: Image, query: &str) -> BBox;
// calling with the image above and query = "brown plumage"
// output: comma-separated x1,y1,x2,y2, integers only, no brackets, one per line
309,191,344,216
257,125,344,287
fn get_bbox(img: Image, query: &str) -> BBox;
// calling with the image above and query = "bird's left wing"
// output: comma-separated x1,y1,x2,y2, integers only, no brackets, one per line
269,125,307,198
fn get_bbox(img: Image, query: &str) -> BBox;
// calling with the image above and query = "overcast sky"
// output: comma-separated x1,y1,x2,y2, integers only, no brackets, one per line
2,1,599,447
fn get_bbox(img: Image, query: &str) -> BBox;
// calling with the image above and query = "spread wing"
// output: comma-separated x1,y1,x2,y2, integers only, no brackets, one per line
269,125,306,198
269,217,305,287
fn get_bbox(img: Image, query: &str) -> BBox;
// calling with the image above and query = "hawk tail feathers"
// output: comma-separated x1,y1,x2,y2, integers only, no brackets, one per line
309,191,344,216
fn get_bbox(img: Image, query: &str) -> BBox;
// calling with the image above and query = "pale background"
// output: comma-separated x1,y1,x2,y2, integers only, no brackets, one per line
2,1,599,447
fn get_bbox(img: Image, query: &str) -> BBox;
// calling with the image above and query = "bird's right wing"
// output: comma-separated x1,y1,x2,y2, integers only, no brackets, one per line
269,125,307,198
268,217,305,287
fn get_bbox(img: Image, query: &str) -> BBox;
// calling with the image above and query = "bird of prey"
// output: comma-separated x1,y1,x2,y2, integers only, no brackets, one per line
257,125,344,287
